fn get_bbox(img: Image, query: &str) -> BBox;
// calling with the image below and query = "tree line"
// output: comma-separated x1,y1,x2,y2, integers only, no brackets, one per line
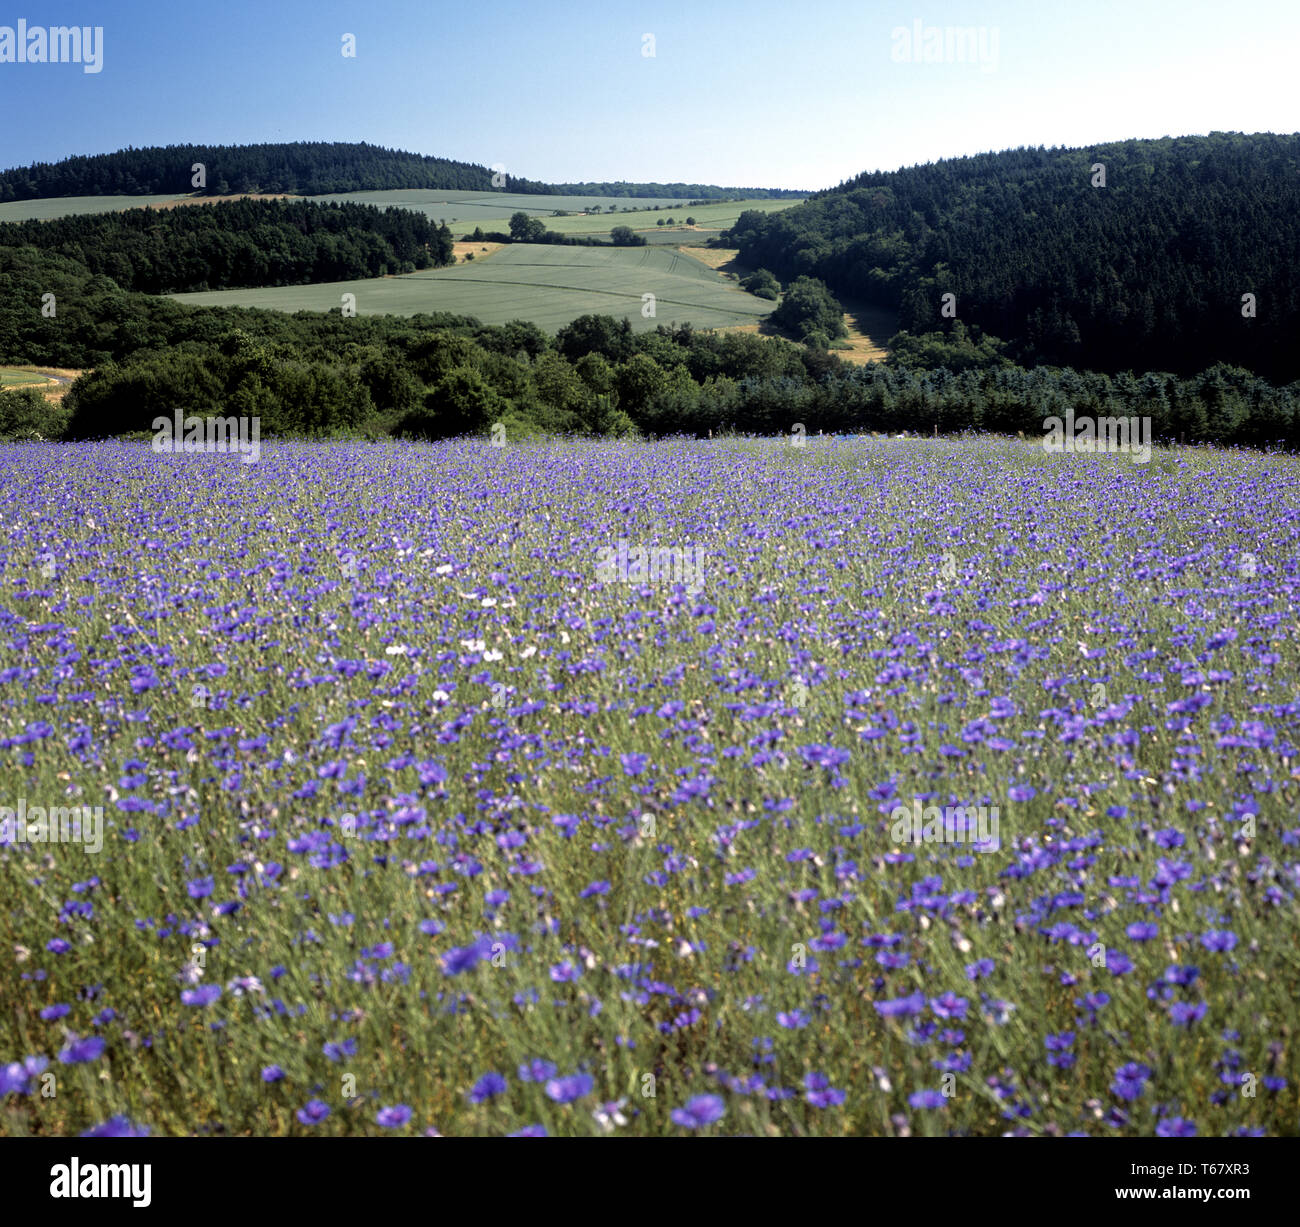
0,141,548,200
3,255,1296,450
0,198,454,293
0,140,805,203
726,132,1300,382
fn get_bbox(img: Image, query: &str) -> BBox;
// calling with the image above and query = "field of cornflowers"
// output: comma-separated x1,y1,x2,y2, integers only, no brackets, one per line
1,434,1298,1138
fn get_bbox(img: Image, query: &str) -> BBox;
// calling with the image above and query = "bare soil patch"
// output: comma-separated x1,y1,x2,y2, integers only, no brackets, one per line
451,241,506,264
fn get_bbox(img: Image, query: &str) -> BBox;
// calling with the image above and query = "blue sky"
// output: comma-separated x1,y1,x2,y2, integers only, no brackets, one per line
2,0,1297,190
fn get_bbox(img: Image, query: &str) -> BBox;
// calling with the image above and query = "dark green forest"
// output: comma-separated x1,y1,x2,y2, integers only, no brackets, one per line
2,243,1296,449
0,141,805,202
0,142,546,199
727,132,1300,381
0,198,454,293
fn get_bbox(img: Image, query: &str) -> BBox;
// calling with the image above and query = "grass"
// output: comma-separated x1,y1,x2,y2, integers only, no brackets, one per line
310,191,800,238
0,195,189,223
168,243,777,332
0,190,798,237
0,366,82,401
0,434,1296,1138
0,368,50,387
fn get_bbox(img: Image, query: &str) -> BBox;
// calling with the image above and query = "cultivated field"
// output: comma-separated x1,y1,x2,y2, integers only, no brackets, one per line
168,243,777,332
0,195,189,222
0,366,81,401
1,435,1297,1137
0,190,800,239
311,191,800,236
0,367,49,387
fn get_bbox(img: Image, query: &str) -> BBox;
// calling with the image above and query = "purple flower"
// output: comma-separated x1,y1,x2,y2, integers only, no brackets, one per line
544,1073,594,1104
671,1093,725,1129
929,992,968,1020
81,1115,149,1138
874,990,926,1019
804,1073,846,1108
1,1055,47,1095
1111,1062,1152,1101
296,1099,331,1125
908,1089,948,1109
261,1065,286,1083
376,1104,412,1128
468,1072,508,1104
1104,949,1134,976
1170,1001,1208,1027
181,985,221,1007
518,1058,557,1083
509,1124,548,1137
58,1035,106,1065
40,1004,71,1021
441,940,490,975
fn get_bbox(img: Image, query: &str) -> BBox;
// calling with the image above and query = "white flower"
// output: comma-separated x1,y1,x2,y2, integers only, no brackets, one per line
460,638,485,652
480,597,497,607
592,1099,628,1132
385,644,409,655
519,645,537,659
435,564,453,574
432,689,450,702
483,650,503,662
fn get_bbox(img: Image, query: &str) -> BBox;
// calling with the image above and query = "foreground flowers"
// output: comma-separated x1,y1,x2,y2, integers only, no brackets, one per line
0,436,1296,1136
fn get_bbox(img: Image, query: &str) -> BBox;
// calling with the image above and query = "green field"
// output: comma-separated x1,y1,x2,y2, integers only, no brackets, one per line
310,188,697,224
0,367,51,387
0,189,801,238
545,197,799,237
0,194,188,222
312,190,802,239
169,243,776,332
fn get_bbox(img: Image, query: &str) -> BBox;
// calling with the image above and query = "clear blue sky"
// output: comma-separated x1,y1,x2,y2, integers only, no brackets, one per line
2,0,1297,190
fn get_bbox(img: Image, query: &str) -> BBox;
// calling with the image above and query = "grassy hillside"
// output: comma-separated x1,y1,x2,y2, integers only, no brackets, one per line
168,243,776,333
0,194,190,222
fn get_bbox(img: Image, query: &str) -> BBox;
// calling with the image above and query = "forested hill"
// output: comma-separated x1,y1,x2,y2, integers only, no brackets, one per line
0,141,549,200
0,141,805,202
727,132,1300,380
0,198,455,293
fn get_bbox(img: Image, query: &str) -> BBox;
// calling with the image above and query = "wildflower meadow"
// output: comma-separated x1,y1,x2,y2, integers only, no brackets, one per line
1,434,1297,1138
